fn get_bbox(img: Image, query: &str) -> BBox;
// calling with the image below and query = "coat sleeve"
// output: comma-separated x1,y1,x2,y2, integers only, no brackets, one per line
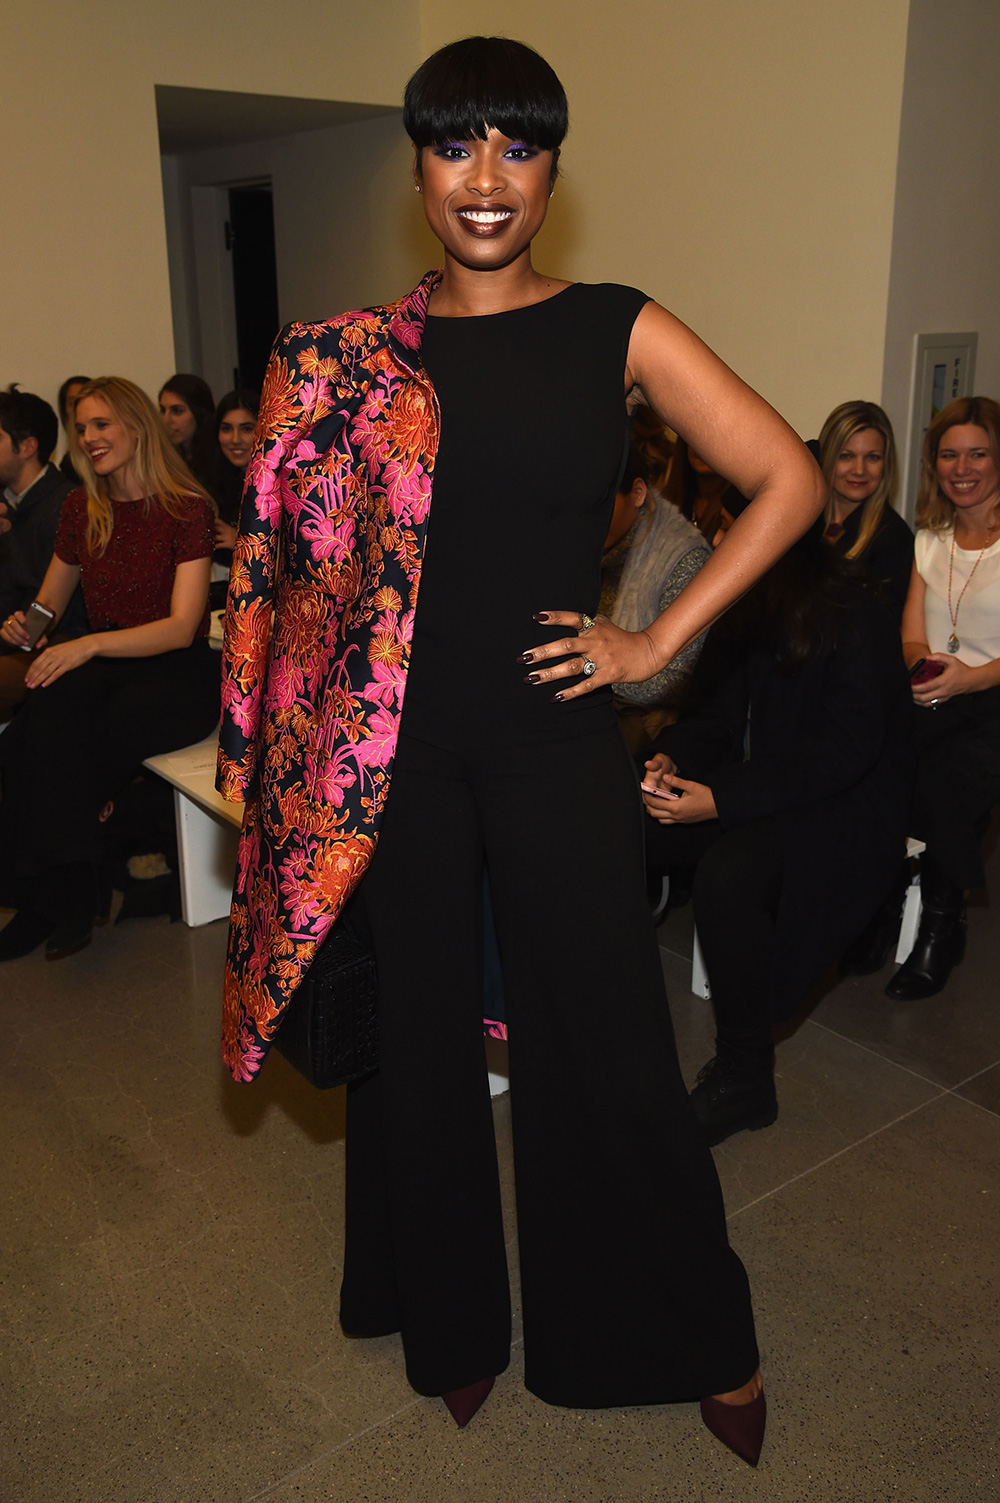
216,325,319,800
709,595,904,827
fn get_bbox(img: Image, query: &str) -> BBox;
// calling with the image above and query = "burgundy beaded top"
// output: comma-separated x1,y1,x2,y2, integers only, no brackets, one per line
54,488,214,637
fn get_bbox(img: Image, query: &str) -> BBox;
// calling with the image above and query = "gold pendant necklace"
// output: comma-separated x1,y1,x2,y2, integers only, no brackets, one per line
946,532,989,652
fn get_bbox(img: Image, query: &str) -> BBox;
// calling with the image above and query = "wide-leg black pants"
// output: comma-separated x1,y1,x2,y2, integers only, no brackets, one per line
341,724,758,1407
0,642,220,890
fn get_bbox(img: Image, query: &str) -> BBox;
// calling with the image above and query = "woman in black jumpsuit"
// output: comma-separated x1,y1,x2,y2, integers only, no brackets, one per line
337,38,825,1461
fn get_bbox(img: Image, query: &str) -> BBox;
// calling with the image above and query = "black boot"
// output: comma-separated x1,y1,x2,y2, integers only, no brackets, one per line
884,902,966,1000
689,1048,778,1147
840,863,911,975
45,862,98,961
0,908,55,961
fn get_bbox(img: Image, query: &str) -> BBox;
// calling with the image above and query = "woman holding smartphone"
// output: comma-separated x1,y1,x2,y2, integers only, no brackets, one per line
217,37,825,1463
889,396,1000,999
0,377,219,961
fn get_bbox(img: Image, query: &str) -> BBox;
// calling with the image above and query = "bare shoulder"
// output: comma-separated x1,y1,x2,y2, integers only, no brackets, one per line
626,300,718,394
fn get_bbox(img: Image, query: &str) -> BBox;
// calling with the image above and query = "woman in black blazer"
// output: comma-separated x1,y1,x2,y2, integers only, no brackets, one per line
641,521,913,1144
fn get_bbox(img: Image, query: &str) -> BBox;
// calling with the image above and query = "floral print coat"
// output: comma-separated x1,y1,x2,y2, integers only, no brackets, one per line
217,271,442,1082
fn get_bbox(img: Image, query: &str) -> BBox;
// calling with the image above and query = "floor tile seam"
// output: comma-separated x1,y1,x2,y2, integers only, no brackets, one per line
941,1081,1000,1120
241,1397,426,1500
725,1086,950,1221
805,1017,950,1090
949,1058,1000,1091
241,1335,530,1499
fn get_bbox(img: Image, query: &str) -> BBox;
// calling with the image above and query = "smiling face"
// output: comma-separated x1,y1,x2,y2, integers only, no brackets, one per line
832,427,885,511
75,394,139,482
935,424,1000,515
218,407,256,469
159,390,197,447
416,128,555,272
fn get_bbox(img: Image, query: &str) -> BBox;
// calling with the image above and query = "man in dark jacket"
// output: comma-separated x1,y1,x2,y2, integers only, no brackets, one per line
0,386,88,717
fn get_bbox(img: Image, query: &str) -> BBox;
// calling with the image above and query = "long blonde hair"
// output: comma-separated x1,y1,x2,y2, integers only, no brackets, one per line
818,400,897,560
68,376,213,556
916,395,1000,534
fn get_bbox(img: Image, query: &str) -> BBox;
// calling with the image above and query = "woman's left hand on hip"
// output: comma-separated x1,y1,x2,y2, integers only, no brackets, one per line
518,611,660,701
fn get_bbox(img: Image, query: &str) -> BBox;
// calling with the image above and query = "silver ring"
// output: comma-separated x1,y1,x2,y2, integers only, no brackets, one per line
582,658,597,678
930,698,940,708
579,613,595,632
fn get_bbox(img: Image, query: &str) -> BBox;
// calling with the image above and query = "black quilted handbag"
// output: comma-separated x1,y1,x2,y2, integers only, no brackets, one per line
272,908,379,1089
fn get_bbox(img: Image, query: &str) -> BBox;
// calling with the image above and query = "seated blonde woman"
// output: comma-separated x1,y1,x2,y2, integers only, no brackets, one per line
0,377,220,961
816,399,913,621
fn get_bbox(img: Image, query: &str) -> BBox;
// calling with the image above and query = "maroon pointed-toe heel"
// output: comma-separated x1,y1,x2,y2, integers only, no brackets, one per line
441,1376,495,1428
700,1386,766,1467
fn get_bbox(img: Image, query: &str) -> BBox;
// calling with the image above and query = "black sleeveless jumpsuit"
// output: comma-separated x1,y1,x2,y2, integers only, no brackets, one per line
340,283,759,1406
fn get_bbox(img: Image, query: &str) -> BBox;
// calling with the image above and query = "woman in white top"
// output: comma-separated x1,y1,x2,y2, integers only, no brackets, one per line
891,395,1000,999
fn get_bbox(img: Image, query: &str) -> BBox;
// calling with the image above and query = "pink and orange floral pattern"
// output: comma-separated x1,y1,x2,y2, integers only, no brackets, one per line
217,272,444,1081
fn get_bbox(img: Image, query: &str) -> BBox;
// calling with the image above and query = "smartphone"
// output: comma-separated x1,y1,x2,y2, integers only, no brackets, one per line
641,782,683,800
909,657,945,686
21,601,56,652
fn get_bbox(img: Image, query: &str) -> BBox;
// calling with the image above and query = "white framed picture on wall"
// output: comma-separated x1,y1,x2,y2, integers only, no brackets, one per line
902,331,978,521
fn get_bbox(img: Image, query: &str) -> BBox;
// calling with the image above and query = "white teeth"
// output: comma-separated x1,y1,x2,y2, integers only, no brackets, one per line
459,210,513,224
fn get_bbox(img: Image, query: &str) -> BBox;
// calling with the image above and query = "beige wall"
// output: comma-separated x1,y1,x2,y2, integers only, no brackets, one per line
418,0,911,437
10,0,999,465
881,0,1000,514
2,0,419,419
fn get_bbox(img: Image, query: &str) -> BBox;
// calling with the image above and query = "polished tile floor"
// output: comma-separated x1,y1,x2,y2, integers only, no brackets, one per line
3,848,999,1502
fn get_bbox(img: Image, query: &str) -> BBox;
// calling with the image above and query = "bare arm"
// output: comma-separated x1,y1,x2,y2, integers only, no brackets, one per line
628,301,825,666
92,556,212,657
25,556,211,688
519,301,825,697
900,562,929,669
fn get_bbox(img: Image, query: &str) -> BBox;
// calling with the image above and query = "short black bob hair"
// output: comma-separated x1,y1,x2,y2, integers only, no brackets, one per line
403,36,568,154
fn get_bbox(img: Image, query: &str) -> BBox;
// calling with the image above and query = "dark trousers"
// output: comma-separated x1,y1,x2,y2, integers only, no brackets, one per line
644,816,783,1057
911,688,1000,892
341,725,758,1407
0,642,220,894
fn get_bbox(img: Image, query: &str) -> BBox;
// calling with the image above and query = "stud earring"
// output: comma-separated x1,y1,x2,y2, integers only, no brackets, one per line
414,184,422,193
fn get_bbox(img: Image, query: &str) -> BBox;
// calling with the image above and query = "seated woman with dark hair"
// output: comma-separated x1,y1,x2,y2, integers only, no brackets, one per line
0,377,220,961
159,373,216,493
639,519,912,1145
57,375,90,484
209,388,259,564
601,408,709,748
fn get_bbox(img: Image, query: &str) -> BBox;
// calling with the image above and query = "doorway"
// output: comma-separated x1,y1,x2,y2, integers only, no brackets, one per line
228,185,279,393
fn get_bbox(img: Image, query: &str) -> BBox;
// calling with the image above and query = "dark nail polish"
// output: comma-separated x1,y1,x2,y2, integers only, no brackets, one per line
533,612,550,622
551,692,564,702
515,652,533,664
524,673,541,684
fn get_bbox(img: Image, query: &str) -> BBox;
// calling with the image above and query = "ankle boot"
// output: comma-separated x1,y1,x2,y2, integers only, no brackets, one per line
689,1049,777,1147
44,863,98,961
884,902,966,1001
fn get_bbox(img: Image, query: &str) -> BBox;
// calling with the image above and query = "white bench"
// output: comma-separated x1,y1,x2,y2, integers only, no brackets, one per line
142,731,511,1094
143,732,242,927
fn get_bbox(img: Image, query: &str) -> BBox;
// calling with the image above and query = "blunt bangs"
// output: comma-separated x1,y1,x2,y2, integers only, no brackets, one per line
403,36,568,151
